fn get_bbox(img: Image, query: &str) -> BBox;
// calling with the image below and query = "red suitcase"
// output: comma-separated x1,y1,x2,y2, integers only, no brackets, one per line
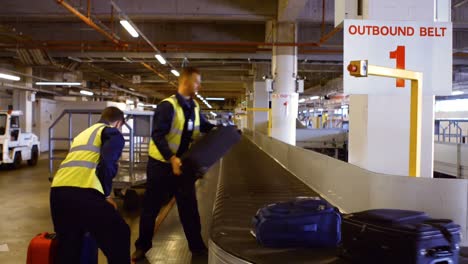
27,232,57,264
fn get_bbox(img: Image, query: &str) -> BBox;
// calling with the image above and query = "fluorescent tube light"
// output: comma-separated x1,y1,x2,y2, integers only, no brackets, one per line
452,91,464,96
120,20,139,38
171,69,180,77
0,73,20,81
155,54,166,65
206,97,225,101
80,90,93,96
122,57,133,63
36,82,81,86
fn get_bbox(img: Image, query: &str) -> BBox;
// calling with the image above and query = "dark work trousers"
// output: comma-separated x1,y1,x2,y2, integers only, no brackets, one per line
50,187,130,264
135,157,205,252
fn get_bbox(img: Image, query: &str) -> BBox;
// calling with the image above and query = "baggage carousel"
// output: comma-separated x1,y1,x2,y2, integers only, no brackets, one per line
140,136,468,263
209,137,346,264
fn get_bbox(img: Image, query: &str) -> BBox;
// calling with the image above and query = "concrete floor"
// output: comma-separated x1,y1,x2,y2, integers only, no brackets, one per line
0,156,218,264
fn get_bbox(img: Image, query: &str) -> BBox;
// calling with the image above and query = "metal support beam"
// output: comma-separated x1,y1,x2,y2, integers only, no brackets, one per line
55,0,126,48
140,62,176,87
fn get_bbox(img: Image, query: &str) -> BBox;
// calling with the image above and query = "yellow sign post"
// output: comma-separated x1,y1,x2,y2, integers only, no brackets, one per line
245,108,272,137
348,60,423,177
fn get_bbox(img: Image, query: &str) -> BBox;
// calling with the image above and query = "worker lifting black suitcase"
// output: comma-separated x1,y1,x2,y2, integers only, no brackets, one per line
341,209,461,264
181,125,241,179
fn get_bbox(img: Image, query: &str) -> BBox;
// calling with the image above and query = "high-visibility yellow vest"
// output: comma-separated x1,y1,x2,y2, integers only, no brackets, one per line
52,123,108,194
149,95,201,162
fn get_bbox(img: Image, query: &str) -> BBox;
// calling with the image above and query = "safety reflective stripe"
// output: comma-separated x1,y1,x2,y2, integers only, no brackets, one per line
86,124,105,145
59,160,97,170
68,145,101,153
68,124,105,154
168,142,179,151
172,128,183,135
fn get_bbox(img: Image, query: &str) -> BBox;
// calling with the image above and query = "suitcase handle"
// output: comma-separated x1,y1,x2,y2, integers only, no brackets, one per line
422,220,457,252
427,246,453,258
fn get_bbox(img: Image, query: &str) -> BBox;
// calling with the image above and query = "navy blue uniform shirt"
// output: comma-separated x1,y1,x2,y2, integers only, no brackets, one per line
152,93,215,161
95,121,125,197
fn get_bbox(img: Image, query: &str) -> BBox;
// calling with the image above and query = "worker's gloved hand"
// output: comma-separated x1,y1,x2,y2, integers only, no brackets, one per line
170,156,183,176
106,197,118,210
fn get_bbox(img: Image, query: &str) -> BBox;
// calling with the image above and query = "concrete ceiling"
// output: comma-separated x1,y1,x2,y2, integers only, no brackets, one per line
0,0,467,109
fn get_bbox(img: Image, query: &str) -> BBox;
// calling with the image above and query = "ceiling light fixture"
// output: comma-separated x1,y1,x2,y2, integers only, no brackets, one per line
155,54,167,65
68,56,83,63
36,82,81,86
309,96,320,100
122,57,133,63
210,111,217,117
120,20,139,38
0,73,20,81
206,97,225,101
80,90,94,96
171,69,180,77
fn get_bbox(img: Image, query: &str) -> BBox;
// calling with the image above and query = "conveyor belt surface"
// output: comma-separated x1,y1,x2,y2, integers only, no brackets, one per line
210,137,346,264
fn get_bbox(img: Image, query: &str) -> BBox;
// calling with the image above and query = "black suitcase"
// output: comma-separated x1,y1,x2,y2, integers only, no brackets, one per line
341,209,461,264
181,125,241,178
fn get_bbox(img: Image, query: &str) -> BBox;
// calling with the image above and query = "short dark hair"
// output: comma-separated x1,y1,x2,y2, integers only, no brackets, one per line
101,106,124,123
179,67,200,80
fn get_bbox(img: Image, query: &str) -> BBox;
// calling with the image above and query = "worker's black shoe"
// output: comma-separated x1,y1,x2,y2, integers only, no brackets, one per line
131,248,148,262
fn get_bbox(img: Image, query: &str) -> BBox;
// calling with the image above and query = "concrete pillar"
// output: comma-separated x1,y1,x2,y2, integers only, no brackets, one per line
271,21,299,145
12,67,33,133
348,1,447,177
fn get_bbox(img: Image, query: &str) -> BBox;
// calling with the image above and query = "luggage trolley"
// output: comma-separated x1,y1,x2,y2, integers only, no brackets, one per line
48,109,154,210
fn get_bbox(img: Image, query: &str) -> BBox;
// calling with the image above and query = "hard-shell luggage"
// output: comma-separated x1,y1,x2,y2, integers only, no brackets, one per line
27,232,58,264
26,232,98,264
341,209,461,264
181,125,241,178
252,197,341,248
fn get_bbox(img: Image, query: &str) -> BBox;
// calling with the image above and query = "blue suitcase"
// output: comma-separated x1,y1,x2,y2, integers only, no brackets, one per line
252,197,341,248
341,209,461,264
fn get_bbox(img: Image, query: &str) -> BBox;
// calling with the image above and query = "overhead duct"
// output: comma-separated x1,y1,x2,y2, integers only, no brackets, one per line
110,84,148,99
16,49,52,66
304,76,343,95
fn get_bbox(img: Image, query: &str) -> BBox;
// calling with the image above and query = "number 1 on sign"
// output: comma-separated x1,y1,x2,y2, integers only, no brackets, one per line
389,46,406,88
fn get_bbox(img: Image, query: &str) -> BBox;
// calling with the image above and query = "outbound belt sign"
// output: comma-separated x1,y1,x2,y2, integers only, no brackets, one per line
344,19,452,95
